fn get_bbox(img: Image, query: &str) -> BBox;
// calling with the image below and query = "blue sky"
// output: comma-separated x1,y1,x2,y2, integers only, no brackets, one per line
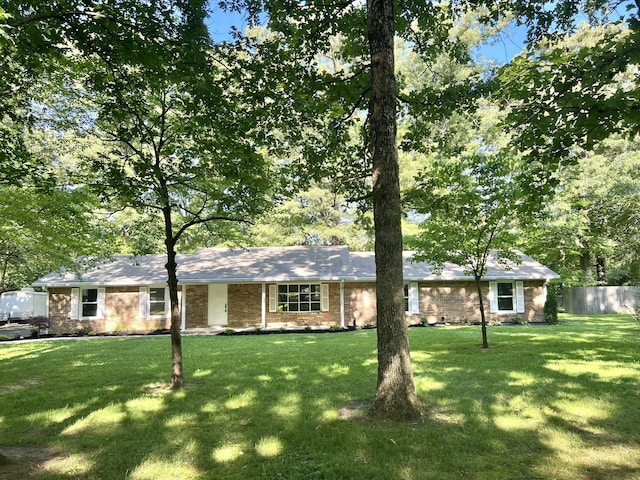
206,7,250,40
475,24,528,64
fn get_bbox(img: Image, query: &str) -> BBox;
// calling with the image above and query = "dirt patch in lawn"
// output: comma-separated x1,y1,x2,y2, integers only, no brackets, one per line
0,446,66,479
0,378,41,396
339,399,371,420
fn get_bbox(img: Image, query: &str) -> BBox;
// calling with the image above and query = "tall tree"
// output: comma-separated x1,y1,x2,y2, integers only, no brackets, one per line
226,1,427,419
2,0,271,389
2,0,200,179
80,45,270,388
366,0,424,419
495,18,640,285
231,0,495,421
0,185,112,292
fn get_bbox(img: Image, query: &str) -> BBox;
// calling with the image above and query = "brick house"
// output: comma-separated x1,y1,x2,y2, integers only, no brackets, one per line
33,246,559,334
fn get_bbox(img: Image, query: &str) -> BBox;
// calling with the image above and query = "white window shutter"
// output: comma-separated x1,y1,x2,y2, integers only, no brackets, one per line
516,281,525,313
139,287,149,318
165,287,171,318
268,285,277,312
489,282,498,313
97,288,106,319
70,288,79,320
409,282,419,314
320,284,329,311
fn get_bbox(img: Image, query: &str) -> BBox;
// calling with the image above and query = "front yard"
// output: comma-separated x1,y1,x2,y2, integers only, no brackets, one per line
0,314,638,479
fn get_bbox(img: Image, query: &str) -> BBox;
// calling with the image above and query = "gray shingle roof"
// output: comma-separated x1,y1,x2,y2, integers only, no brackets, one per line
34,246,353,286
33,246,558,287
350,251,560,281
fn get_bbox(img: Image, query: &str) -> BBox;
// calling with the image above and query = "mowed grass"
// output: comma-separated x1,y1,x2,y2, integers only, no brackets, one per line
0,314,639,480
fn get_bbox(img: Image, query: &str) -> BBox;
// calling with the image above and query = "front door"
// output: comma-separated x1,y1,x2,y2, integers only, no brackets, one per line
208,284,228,326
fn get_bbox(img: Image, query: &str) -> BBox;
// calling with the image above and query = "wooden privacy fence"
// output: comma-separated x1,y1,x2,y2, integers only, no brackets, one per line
563,286,639,314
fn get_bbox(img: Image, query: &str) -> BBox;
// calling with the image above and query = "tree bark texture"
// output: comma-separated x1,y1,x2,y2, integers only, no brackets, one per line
475,276,489,349
163,206,184,389
368,0,424,420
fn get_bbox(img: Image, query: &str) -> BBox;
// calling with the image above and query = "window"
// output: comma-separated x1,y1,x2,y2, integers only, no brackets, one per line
139,286,169,318
71,287,105,320
278,284,321,312
404,283,419,314
489,281,525,314
81,288,98,317
404,284,410,312
149,287,166,316
497,282,514,311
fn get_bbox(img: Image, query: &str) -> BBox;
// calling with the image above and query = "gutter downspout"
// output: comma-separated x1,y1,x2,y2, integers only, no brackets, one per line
181,284,186,331
340,280,345,328
43,287,50,335
261,283,266,328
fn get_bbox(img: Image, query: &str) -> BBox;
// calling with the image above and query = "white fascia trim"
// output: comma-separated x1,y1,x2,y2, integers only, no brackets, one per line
182,277,345,284
33,281,167,288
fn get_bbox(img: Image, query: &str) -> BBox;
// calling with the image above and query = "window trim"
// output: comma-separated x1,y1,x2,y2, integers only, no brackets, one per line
139,286,170,318
489,281,525,314
70,287,105,320
149,286,168,317
404,282,419,314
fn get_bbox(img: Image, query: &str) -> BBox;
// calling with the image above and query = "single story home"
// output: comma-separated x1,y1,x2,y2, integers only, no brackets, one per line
33,246,559,334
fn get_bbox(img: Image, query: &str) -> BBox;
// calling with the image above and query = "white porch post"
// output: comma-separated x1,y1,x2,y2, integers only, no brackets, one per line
261,283,267,328
181,284,186,331
340,280,345,328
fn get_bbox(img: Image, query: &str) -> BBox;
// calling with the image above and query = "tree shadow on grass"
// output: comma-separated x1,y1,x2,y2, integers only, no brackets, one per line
0,319,638,479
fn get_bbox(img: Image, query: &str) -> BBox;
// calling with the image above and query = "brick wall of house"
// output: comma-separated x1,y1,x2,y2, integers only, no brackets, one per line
47,287,76,334
414,281,547,324
345,280,548,326
522,282,547,323
47,286,170,334
416,281,481,324
344,282,377,327
185,285,208,328
228,284,262,328
105,287,139,328
45,279,548,333
103,286,170,332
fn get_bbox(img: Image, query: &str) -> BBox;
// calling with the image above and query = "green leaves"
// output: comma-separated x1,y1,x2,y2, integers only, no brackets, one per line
0,185,115,291
405,153,526,277
498,22,640,170
520,138,640,285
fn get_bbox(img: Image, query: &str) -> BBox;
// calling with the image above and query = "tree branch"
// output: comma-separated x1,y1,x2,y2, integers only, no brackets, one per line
173,214,253,243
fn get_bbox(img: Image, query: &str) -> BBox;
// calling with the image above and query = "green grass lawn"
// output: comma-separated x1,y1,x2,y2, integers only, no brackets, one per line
0,314,638,479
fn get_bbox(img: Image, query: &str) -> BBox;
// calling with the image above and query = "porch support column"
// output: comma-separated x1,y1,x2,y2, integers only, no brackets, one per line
340,280,345,328
181,284,186,331
261,283,267,328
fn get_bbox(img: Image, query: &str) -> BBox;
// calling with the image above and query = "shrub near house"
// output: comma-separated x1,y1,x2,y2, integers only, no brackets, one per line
33,247,559,334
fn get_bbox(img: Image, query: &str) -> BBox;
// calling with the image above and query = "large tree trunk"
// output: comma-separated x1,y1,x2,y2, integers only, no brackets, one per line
368,0,423,421
162,206,184,389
